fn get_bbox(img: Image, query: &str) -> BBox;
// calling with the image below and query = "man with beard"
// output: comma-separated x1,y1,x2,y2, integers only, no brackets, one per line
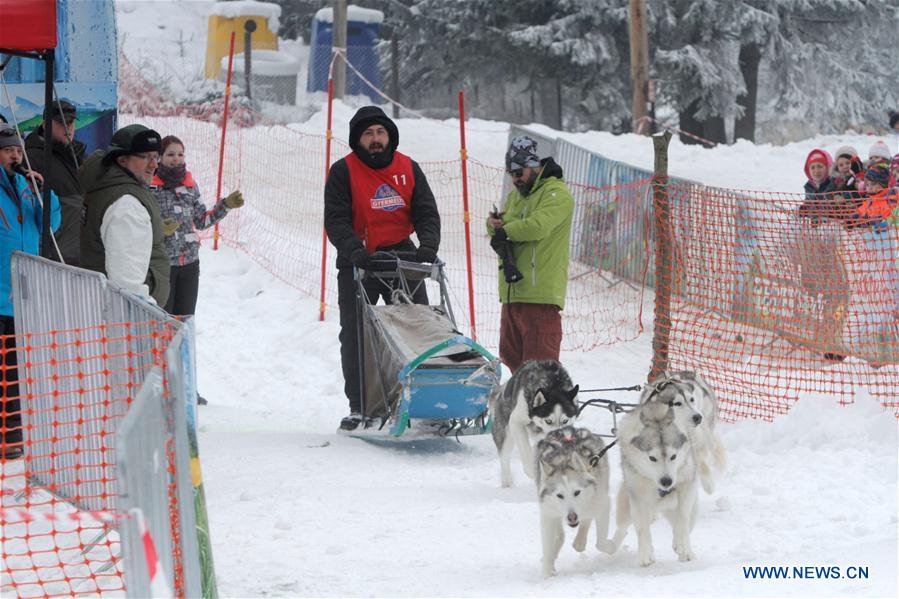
486,136,574,373
325,106,441,432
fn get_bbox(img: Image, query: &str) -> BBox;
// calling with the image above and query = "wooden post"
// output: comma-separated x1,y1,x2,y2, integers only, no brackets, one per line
213,31,236,251
243,19,256,100
331,0,347,100
391,33,400,118
649,131,673,382
628,0,650,134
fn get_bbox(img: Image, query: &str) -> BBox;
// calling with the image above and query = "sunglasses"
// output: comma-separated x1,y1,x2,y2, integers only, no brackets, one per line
507,168,524,178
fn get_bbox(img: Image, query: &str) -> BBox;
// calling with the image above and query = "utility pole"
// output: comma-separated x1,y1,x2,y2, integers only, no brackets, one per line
391,32,400,118
628,0,650,134
332,0,347,99
244,19,256,100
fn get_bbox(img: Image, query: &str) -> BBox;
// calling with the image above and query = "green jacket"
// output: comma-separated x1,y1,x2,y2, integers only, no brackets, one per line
487,158,574,309
79,151,171,306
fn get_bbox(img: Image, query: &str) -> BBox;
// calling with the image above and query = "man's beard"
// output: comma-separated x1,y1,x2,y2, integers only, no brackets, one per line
367,142,385,154
514,174,536,195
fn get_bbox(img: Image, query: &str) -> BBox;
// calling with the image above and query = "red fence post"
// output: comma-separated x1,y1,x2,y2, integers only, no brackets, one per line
213,31,236,251
458,90,478,341
319,78,335,321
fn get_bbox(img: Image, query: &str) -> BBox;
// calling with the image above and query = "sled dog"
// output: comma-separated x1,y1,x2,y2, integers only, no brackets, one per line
640,371,726,493
488,360,579,487
610,402,699,566
535,426,615,577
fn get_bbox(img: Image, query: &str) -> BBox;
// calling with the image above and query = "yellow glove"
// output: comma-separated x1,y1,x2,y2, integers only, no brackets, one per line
223,190,244,209
162,217,180,236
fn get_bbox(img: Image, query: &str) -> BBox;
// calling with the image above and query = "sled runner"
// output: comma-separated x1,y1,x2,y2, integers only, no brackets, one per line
353,252,501,438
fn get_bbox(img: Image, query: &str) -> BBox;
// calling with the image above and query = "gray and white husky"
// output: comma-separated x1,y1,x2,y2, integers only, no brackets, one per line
535,426,615,577
488,360,580,488
639,371,727,493
610,401,699,566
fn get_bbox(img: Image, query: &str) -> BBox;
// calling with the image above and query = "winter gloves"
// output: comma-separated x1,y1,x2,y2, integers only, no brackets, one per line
162,217,180,237
223,190,244,209
350,247,370,269
490,228,524,284
416,245,438,263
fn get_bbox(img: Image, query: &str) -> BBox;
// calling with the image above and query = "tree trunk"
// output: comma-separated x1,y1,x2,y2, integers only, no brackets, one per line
735,43,761,142
678,100,703,145
679,99,727,145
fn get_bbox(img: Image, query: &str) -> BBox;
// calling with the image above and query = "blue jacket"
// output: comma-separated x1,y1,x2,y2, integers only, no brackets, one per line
0,170,61,316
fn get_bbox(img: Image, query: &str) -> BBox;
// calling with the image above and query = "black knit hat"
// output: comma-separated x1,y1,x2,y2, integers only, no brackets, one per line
105,124,161,160
349,106,398,153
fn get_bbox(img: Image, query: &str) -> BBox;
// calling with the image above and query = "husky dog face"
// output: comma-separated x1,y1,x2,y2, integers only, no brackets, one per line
538,467,597,528
630,409,689,496
529,385,579,435
641,376,703,429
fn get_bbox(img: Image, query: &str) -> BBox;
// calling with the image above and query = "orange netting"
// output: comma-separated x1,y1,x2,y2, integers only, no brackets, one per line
115,56,899,421
1,323,181,598
655,182,899,421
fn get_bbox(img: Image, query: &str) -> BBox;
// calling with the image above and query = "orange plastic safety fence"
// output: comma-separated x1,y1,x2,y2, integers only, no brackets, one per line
656,181,899,420
1,322,181,598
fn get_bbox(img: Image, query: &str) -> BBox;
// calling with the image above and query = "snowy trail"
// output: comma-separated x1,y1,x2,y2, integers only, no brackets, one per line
195,246,896,598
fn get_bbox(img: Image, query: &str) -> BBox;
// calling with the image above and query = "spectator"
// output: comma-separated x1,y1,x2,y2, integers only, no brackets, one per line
79,124,170,305
867,140,891,169
151,135,244,406
889,154,899,191
799,149,859,228
0,123,60,460
858,164,897,227
853,162,899,365
151,135,243,315
486,136,574,374
324,106,441,432
24,99,85,265
830,145,857,183
796,148,852,361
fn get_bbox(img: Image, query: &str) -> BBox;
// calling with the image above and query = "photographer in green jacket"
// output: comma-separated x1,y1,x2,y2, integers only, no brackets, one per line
487,136,574,373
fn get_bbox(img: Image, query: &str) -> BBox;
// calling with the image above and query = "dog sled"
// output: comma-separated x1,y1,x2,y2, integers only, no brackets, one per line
353,252,501,438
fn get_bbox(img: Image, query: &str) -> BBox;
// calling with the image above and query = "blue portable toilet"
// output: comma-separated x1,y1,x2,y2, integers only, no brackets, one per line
0,0,117,154
307,5,383,101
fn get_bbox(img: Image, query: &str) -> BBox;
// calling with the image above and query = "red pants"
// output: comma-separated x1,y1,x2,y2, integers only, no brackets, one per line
499,303,562,374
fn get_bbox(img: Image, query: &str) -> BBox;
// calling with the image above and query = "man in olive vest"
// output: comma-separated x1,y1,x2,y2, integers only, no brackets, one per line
80,124,170,305
324,106,441,432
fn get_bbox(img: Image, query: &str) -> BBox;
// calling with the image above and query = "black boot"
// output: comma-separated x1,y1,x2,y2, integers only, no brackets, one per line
339,412,363,432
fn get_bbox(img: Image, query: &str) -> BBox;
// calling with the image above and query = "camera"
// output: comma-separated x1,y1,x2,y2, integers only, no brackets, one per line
490,232,523,284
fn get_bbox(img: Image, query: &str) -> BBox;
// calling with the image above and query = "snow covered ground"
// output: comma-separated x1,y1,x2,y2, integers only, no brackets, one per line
194,245,897,598
110,2,899,597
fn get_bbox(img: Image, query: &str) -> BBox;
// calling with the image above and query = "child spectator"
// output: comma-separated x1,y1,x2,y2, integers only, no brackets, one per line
867,140,892,169
799,148,860,228
858,164,897,228
853,162,899,365
890,154,899,191
831,145,857,182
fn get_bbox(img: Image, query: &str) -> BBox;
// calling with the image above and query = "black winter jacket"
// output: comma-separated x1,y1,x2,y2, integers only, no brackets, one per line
24,128,86,263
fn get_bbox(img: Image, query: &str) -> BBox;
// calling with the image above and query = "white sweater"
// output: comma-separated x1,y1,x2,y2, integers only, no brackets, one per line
100,193,155,303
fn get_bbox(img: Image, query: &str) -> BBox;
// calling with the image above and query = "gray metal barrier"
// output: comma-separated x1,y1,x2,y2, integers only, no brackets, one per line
10,253,209,597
